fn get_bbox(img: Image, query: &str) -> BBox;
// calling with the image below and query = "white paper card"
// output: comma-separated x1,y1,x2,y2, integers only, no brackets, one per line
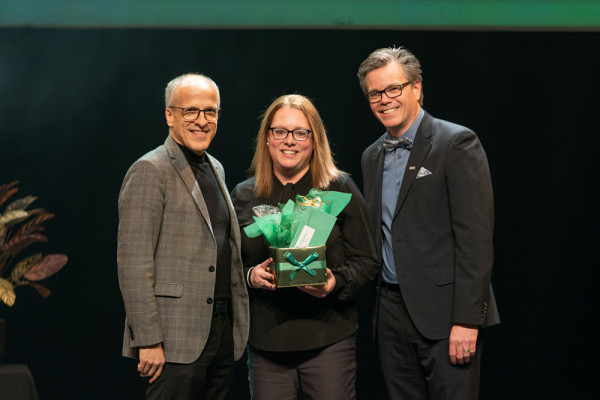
294,225,315,248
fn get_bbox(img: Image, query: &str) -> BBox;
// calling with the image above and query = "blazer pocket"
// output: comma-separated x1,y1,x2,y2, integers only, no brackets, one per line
154,282,184,297
433,266,455,286
411,174,440,187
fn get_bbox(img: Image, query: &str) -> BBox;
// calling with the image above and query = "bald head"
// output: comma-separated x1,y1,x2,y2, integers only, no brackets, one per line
165,73,220,109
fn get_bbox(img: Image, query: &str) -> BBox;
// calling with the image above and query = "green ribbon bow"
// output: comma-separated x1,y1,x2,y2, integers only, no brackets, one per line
285,251,319,280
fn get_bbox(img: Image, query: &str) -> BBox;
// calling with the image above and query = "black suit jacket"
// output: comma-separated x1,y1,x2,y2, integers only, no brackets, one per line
361,111,500,340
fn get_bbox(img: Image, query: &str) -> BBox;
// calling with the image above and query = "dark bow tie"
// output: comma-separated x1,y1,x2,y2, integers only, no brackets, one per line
382,137,413,152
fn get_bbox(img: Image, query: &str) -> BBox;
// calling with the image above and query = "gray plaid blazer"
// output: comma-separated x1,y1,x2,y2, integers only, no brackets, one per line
117,135,249,363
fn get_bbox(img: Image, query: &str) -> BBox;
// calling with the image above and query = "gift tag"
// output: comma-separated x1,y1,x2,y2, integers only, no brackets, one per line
290,207,336,248
294,225,316,248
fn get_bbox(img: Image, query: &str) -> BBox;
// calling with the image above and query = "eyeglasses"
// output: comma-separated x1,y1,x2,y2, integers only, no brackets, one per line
269,127,312,141
366,81,412,103
169,106,219,122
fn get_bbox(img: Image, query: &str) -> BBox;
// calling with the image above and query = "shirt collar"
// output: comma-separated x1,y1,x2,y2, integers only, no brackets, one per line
177,143,207,164
385,108,424,143
273,169,312,188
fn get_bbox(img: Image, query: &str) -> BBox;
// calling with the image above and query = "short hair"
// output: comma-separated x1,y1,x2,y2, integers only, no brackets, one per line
250,94,346,198
164,73,221,108
357,46,424,105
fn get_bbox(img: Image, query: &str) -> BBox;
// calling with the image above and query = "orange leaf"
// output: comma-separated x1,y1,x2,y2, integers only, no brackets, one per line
31,283,51,298
0,181,19,209
17,212,54,236
24,254,68,281
0,233,48,255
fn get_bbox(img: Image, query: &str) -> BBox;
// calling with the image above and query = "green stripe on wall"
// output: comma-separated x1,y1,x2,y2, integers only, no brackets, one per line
1,1,599,29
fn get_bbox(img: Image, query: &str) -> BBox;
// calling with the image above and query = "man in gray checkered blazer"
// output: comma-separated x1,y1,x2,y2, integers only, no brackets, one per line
117,74,249,399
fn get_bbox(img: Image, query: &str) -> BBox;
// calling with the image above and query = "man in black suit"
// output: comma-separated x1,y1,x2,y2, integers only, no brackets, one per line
358,47,500,399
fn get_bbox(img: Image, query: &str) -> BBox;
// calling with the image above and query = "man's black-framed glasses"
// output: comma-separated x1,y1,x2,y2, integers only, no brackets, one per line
269,127,312,141
169,106,219,122
366,81,412,103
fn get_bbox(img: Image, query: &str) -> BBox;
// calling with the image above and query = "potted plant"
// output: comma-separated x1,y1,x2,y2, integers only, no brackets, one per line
0,181,68,363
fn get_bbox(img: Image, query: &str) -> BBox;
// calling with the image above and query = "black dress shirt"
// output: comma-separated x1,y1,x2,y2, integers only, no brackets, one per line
179,145,232,300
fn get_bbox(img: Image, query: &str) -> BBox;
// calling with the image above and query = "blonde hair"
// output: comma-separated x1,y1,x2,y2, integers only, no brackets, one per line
250,94,345,198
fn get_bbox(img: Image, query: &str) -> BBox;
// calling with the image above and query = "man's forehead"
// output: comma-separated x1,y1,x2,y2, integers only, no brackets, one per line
366,62,407,88
177,76,214,92
172,77,219,104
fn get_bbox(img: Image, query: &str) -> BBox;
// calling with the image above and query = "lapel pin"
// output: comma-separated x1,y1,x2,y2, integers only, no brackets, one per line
409,166,416,170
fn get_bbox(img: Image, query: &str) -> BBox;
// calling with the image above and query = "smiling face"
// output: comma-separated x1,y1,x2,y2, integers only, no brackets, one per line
365,61,422,137
165,77,219,155
267,107,314,184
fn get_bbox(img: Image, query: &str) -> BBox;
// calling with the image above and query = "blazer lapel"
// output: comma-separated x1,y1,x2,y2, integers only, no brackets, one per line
164,136,214,237
371,135,386,230
206,154,242,246
393,113,433,219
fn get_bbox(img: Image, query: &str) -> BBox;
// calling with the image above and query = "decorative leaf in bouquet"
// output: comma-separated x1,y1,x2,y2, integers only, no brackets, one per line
0,181,68,307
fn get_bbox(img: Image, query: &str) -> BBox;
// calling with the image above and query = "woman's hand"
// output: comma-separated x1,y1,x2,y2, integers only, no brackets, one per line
250,258,276,290
298,268,336,298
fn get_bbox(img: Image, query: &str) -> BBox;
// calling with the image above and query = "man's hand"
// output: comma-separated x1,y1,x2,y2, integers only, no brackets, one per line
138,343,165,383
298,268,336,298
449,324,478,365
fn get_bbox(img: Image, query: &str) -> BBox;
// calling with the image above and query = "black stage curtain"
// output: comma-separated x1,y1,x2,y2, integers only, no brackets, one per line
0,28,598,399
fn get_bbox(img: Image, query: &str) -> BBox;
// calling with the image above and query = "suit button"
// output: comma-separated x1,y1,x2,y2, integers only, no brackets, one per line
207,298,213,304
209,266,215,272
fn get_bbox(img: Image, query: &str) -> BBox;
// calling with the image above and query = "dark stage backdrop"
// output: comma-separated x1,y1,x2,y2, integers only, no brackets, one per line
0,28,598,399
